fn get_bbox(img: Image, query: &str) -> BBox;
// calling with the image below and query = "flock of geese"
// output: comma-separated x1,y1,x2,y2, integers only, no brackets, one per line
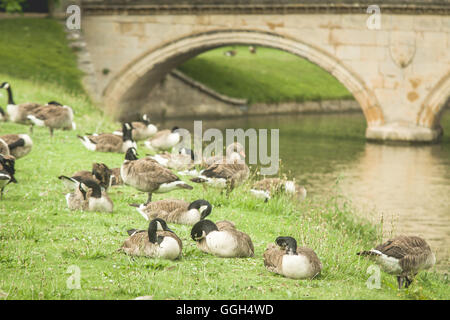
0,81,437,288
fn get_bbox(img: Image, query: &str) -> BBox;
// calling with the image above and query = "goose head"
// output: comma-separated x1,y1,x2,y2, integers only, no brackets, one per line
147,218,173,244
46,101,63,107
188,199,212,220
0,82,10,90
122,122,134,141
92,163,112,189
79,179,102,199
0,155,17,183
276,236,298,255
124,147,138,161
191,219,218,241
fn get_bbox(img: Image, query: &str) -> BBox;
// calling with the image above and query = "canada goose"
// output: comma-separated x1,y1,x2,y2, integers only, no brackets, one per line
61,176,113,213
0,154,17,200
131,199,212,225
224,50,237,57
27,101,76,136
0,82,42,124
263,236,322,279
250,178,307,202
190,145,249,191
120,218,182,260
0,134,33,159
121,147,193,204
149,147,195,171
144,126,180,152
190,219,254,258
113,114,157,141
202,142,246,167
59,163,113,191
357,235,436,289
78,123,136,153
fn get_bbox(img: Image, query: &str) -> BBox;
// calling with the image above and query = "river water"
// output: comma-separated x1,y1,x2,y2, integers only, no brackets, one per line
161,110,450,272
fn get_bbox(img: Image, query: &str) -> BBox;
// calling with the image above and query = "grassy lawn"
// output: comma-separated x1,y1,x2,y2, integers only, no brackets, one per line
0,18,448,300
178,46,354,104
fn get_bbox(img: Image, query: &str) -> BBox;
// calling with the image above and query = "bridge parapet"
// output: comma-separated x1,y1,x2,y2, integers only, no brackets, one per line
81,0,450,15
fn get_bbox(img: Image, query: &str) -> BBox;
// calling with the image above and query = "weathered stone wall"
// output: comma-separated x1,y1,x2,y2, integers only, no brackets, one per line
78,8,450,142
122,71,360,122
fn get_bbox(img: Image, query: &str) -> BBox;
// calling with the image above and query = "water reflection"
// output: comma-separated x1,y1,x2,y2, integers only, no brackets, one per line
159,111,450,271
341,143,450,271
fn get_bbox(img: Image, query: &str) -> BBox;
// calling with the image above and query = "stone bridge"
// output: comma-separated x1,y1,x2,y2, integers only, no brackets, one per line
77,0,450,142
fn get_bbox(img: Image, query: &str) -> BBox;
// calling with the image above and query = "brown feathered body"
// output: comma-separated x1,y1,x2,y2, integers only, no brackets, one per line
193,161,250,190
6,102,42,123
263,243,322,279
251,178,307,201
121,157,191,193
0,134,33,159
88,134,127,153
358,235,436,278
30,105,74,130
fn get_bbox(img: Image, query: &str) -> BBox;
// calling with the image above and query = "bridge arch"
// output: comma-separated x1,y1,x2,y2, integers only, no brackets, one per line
417,71,450,131
103,29,384,127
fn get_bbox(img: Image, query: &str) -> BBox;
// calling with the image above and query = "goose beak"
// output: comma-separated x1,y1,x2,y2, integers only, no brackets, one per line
240,150,246,158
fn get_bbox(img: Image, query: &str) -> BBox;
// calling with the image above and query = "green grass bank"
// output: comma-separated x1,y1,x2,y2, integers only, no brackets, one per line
0,18,448,300
178,46,354,104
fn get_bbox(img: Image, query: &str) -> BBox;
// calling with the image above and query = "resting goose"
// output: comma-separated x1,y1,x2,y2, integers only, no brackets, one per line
202,142,246,167
150,147,195,171
131,199,212,225
78,123,136,153
250,178,307,202
190,219,254,258
0,134,33,159
357,235,436,289
144,126,180,152
0,154,17,200
120,218,182,260
190,154,249,191
121,147,193,204
263,236,322,279
59,163,113,191
113,114,157,141
61,176,113,213
27,101,76,136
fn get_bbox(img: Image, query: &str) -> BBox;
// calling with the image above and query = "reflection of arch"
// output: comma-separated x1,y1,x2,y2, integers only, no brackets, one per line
417,71,450,129
104,30,384,126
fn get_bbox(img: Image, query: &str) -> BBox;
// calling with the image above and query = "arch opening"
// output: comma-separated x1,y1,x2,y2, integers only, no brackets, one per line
103,30,384,127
